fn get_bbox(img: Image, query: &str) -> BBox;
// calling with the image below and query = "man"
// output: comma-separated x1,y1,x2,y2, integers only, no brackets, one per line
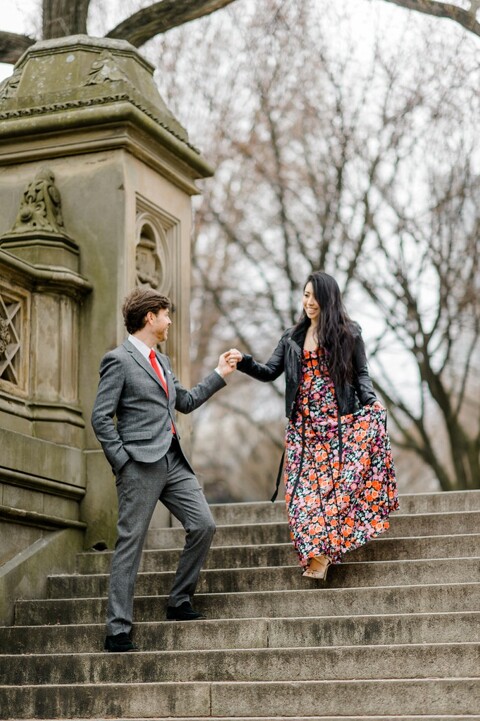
91,287,236,652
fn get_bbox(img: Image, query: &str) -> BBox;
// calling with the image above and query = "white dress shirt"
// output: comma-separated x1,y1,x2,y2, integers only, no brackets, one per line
127,334,168,385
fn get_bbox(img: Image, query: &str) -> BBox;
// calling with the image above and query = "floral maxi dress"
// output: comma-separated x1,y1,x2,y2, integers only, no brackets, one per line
284,348,399,567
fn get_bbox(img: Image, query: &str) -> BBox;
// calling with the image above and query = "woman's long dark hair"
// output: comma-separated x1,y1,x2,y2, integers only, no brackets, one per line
295,271,356,388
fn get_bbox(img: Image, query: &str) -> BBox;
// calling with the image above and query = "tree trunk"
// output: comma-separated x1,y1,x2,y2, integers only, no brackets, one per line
42,0,91,39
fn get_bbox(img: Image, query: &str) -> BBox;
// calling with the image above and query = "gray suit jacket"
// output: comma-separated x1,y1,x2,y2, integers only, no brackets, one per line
91,339,226,474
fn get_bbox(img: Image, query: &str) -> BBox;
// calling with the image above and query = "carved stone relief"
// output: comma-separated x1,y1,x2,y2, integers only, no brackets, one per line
135,209,172,296
136,228,161,289
9,168,66,235
0,67,22,101
0,290,22,387
0,318,11,357
85,50,130,86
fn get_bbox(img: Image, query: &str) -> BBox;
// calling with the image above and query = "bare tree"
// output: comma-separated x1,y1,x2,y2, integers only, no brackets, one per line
0,0,238,63
360,126,480,490
153,2,479,496
0,0,479,66
2,0,477,497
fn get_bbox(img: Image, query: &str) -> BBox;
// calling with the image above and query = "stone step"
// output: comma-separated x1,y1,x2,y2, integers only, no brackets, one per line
47,557,480,599
2,611,478,655
19,717,480,721
4,491,480,721
16,717,480,721
76,533,480,574
145,510,480,549
394,489,480,514
0,643,478,685
187,489,480,527
1,678,478,718
13,581,479,626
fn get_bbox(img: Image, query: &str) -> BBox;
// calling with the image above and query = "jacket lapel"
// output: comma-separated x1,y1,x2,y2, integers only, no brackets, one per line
123,340,166,393
289,325,306,354
287,336,302,355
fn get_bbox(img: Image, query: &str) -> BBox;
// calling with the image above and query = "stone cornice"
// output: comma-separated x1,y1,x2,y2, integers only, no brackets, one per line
0,35,215,182
0,90,199,154
0,394,86,427
0,249,92,298
0,104,214,194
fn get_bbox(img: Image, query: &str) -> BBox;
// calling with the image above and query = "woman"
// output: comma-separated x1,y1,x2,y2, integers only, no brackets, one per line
228,271,398,580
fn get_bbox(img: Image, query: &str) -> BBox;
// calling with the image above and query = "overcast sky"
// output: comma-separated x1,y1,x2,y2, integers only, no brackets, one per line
0,0,38,81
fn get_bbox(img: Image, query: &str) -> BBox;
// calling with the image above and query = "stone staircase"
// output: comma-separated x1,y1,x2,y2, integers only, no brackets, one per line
0,490,479,720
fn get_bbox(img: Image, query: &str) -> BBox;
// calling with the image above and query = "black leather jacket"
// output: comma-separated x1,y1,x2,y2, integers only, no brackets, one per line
237,323,377,418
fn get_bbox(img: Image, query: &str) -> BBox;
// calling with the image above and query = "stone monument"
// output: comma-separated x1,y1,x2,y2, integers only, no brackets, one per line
0,35,213,623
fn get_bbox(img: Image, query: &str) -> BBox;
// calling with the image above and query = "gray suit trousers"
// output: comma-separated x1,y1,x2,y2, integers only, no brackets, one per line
106,438,216,636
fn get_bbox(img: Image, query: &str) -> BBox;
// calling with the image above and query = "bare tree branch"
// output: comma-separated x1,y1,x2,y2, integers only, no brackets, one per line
380,0,480,36
215,398,284,450
106,0,238,47
0,31,35,64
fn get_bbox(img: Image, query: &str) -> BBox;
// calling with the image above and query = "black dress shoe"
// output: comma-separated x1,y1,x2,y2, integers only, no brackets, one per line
104,632,138,652
166,601,206,621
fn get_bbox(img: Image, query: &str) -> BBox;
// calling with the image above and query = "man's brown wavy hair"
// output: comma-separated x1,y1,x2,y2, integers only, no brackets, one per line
122,288,171,335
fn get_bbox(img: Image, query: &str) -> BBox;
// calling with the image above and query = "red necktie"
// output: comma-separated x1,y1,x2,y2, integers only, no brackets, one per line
149,349,175,434
149,349,168,396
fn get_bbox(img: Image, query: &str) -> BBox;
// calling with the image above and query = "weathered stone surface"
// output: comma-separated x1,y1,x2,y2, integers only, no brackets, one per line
1,490,479,718
0,34,210,622
46,556,480,598
0,36,188,146
1,611,479,654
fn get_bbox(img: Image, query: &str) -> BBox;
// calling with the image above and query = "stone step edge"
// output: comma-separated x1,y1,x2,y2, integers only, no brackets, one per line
1,640,478,661
2,677,479,689
4,608,479,633
202,490,480,517
79,532,480,556
148,509,480,531
16,579,479,604
14,717,480,721
51,555,480,581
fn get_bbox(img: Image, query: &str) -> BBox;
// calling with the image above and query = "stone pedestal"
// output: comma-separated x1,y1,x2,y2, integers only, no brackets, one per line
0,35,213,621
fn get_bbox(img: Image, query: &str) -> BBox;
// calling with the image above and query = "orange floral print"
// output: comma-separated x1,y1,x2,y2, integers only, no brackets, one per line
284,349,399,567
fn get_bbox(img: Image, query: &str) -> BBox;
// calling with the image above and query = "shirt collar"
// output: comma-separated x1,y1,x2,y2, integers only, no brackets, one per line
127,334,153,361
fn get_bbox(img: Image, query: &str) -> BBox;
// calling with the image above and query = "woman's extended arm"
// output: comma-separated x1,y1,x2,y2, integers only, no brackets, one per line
234,331,288,382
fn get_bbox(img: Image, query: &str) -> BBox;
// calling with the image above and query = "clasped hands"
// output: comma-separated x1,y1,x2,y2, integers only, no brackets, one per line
216,348,243,377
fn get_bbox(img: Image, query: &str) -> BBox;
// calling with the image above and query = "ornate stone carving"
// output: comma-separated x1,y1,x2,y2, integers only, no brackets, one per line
0,318,11,357
136,237,161,289
135,201,175,297
85,50,130,86
0,292,21,387
0,67,22,100
10,168,66,235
